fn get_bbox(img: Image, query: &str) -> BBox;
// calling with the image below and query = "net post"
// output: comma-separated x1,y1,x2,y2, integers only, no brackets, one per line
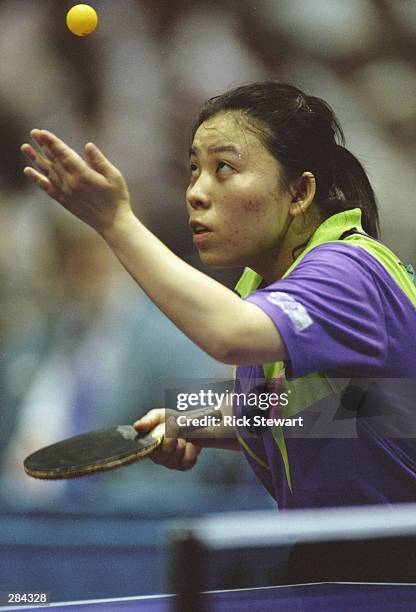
169,529,206,612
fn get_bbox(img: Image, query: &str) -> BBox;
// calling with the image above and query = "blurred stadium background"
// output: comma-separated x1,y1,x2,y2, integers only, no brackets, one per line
0,0,415,602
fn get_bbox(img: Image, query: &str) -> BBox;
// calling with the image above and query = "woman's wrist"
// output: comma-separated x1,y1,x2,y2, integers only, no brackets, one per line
100,206,142,245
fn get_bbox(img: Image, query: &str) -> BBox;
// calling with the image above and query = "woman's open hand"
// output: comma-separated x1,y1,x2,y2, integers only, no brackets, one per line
21,129,132,235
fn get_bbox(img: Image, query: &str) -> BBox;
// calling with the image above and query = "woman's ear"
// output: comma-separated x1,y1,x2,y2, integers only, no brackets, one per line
289,172,316,217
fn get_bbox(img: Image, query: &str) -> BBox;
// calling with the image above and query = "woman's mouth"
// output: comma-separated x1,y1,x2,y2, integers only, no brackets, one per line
190,220,213,245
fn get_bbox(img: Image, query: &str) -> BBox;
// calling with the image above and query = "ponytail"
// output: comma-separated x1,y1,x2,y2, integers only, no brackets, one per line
322,145,380,238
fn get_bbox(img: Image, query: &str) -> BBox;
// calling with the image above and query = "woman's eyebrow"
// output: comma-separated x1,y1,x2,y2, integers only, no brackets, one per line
189,144,241,157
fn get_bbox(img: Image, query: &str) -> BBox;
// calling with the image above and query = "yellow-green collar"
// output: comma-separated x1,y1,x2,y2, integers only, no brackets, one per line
235,209,364,298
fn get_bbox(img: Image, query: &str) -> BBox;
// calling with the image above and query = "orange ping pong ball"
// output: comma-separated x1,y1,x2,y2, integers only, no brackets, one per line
66,4,98,37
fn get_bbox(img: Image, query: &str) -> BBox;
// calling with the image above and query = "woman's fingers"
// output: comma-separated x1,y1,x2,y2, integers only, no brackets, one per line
22,128,132,233
23,130,83,189
30,129,84,174
21,143,51,175
22,166,52,193
133,408,202,470
153,437,186,466
151,438,201,471
85,142,121,180
32,131,116,182
182,441,202,470
22,140,65,192
23,129,123,190
133,408,167,433
23,165,64,202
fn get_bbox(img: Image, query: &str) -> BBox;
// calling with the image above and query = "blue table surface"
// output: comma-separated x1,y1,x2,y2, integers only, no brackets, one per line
1,583,416,612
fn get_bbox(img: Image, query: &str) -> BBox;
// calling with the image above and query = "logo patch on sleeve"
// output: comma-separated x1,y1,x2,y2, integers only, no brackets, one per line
266,291,313,331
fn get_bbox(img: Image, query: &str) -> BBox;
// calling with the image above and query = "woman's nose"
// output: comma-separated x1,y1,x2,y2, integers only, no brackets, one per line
186,176,211,210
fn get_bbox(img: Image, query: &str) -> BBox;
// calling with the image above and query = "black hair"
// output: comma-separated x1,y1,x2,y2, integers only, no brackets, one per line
191,81,379,238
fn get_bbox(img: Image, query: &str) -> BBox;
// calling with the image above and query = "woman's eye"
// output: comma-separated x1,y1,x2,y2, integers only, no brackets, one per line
217,161,233,173
190,163,198,175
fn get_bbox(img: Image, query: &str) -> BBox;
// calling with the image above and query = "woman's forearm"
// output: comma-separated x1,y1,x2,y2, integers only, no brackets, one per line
103,211,283,364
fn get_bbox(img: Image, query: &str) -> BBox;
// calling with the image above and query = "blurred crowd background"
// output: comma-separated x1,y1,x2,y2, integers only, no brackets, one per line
0,0,415,597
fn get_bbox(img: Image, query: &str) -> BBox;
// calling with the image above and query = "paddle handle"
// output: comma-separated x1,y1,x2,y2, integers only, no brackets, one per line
167,406,223,437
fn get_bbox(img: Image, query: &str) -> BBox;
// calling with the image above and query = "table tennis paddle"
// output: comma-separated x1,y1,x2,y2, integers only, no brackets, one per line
23,407,222,480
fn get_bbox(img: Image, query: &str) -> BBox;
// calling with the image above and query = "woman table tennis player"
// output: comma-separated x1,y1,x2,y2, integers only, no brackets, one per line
22,82,416,511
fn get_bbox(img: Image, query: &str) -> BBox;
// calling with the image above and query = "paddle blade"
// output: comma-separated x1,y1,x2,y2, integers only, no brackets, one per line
23,425,162,479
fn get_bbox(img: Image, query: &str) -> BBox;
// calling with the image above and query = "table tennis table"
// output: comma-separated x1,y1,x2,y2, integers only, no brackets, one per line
3,504,416,611
0,582,415,611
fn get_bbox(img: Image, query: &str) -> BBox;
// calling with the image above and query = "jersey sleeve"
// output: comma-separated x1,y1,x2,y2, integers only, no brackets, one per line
245,244,388,378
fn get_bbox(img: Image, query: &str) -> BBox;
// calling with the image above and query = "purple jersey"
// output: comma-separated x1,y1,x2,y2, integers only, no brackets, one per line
236,242,416,508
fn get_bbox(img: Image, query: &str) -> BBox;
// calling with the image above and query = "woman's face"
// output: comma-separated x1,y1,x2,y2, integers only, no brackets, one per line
186,112,293,272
